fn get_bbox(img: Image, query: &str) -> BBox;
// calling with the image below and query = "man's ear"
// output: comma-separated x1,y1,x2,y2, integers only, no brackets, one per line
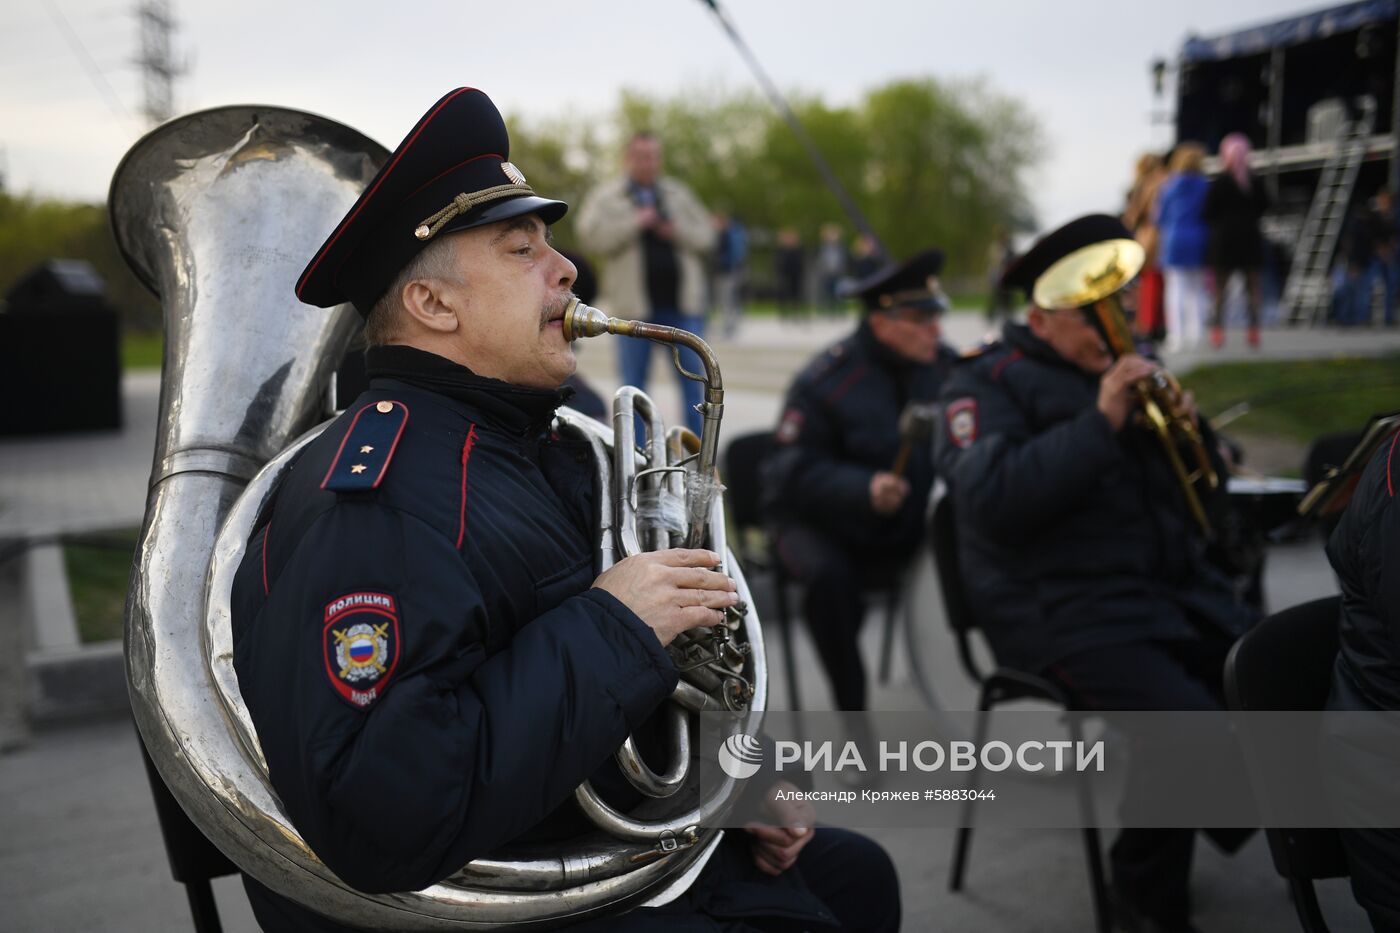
1026,306,1050,339
866,311,891,340
401,278,461,334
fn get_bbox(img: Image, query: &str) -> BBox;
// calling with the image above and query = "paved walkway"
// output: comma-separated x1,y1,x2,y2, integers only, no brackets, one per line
0,371,158,540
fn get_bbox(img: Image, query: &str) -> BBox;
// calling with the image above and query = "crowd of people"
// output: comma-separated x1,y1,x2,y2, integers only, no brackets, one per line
1124,134,1271,351
1125,133,1400,346
199,86,1399,933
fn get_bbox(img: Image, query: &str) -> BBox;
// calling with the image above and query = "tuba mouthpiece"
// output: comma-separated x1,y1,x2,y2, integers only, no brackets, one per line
562,298,611,341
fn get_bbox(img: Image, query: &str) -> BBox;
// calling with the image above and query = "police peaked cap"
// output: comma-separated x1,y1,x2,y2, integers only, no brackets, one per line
297,88,568,315
1000,214,1133,297
850,248,947,312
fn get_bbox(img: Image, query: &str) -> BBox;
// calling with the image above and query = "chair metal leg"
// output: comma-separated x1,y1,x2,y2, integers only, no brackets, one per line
949,681,995,892
877,588,899,685
1081,827,1111,933
185,877,224,933
1291,877,1333,933
1065,713,1110,932
772,564,801,712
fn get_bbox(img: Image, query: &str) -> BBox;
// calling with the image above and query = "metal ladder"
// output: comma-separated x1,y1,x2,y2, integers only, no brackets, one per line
1284,97,1376,325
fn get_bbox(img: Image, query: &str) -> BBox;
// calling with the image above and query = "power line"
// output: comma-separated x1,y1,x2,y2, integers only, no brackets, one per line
134,0,185,126
697,0,885,257
39,0,133,121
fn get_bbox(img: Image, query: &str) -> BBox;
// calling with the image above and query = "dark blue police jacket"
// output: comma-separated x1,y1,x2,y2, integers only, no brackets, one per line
935,323,1254,675
1328,428,1400,711
762,320,956,556
231,346,835,932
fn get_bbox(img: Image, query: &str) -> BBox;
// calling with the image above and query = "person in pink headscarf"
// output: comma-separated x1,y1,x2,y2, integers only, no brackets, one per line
1203,132,1270,348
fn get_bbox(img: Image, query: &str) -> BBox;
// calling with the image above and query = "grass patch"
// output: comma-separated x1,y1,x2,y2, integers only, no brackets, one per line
64,530,139,643
121,330,163,370
1183,353,1400,445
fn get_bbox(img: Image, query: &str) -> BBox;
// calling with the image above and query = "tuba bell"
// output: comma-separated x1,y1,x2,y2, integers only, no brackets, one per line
117,105,764,929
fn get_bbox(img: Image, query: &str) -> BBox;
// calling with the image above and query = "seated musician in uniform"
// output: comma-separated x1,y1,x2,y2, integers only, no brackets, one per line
762,249,956,711
1323,429,1400,932
934,215,1257,933
231,88,898,932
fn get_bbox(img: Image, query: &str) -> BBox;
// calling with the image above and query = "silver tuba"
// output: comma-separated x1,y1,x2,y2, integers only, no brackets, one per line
117,105,765,929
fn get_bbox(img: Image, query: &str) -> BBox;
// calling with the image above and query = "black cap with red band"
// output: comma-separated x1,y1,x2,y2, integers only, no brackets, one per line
296,87,568,316
848,247,947,314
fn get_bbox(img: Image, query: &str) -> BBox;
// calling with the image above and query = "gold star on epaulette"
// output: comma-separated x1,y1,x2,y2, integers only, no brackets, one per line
350,464,367,474
360,445,374,454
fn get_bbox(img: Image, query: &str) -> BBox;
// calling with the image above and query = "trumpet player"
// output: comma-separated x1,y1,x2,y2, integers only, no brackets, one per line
935,215,1258,933
762,249,957,712
231,88,897,932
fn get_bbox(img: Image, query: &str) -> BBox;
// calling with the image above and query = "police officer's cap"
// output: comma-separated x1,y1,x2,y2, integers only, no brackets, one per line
849,248,947,313
297,88,568,315
1000,214,1132,298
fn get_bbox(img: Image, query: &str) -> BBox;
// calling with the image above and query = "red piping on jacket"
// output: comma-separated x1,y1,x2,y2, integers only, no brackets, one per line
1387,429,1398,498
826,364,867,405
991,349,1024,382
457,425,478,548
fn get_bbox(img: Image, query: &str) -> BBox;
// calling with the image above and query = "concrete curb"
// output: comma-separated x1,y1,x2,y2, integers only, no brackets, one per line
28,641,129,726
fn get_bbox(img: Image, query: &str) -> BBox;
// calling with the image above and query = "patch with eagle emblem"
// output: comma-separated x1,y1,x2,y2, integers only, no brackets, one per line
322,592,401,709
945,398,979,449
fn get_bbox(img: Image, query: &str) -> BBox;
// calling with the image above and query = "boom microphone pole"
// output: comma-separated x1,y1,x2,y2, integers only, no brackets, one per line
697,0,887,257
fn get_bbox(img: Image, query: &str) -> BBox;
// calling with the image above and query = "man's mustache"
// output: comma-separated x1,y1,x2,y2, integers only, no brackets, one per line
540,292,576,331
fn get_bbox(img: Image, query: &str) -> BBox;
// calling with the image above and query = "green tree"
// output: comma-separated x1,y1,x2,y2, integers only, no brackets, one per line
550,78,1042,292
861,77,1040,277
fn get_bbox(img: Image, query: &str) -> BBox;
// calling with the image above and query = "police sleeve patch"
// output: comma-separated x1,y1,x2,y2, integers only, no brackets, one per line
322,592,401,709
945,398,979,449
776,408,804,444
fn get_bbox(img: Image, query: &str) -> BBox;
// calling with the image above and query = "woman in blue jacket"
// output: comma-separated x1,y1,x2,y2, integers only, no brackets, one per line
1154,143,1211,352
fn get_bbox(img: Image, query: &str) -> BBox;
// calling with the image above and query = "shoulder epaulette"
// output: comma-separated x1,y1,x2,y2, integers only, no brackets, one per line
321,400,409,493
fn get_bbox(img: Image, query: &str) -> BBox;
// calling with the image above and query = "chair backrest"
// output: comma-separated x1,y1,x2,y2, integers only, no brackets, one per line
929,493,986,684
1225,596,1341,712
1224,595,1349,885
723,431,773,534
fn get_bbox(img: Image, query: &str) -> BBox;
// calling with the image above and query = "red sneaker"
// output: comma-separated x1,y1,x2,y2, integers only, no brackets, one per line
1210,326,1225,349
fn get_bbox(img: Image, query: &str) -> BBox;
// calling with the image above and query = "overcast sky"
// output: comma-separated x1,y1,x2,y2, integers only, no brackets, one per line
2,0,1306,236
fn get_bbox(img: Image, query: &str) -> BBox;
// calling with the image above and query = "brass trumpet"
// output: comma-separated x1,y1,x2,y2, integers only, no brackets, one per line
1034,239,1220,538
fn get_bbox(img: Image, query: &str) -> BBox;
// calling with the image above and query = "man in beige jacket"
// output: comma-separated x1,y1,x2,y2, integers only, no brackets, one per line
577,132,716,432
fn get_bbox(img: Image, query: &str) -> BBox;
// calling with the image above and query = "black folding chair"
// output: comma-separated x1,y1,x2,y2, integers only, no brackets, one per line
721,431,901,711
1224,595,1348,933
138,729,238,932
930,495,1112,933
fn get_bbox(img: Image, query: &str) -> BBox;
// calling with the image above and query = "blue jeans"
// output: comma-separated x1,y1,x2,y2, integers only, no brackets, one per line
617,307,705,436
1335,258,1399,325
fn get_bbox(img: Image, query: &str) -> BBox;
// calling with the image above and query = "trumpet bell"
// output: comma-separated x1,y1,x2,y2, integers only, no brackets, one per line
1032,238,1146,311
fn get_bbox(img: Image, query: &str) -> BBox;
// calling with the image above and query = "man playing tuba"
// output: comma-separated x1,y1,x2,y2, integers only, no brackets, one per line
934,215,1257,933
231,88,898,932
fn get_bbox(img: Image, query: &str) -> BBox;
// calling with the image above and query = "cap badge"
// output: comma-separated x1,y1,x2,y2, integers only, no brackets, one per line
501,162,527,186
